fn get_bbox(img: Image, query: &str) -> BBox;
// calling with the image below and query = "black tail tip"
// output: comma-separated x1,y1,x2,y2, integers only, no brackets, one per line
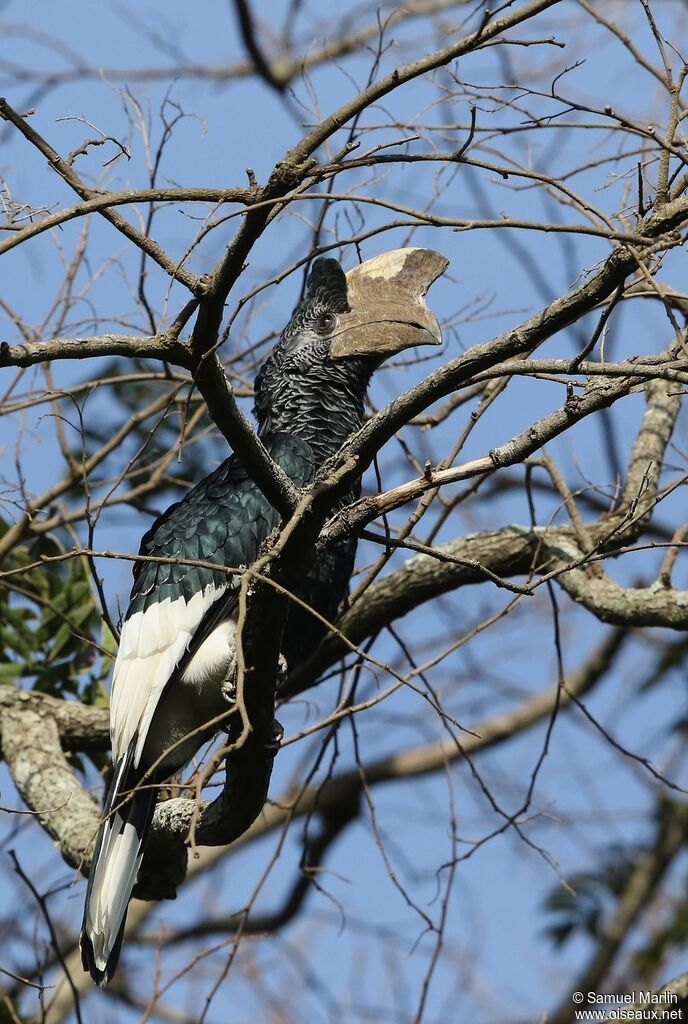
79,930,115,988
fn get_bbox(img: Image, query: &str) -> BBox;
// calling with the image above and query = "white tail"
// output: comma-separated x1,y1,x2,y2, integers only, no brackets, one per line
80,756,154,986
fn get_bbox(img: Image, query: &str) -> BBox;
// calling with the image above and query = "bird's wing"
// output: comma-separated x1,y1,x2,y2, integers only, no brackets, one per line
109,433,316,768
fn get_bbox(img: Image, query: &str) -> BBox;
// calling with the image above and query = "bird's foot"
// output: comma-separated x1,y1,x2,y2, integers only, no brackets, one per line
276,653,289,692
221,673,237,707
265,718,284,758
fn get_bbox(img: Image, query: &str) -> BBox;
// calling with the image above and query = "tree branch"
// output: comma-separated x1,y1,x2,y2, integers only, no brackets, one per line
0,332,192,369
0,688,109,751
0,701,100,871
550,801,688,1024
304,199,688,545
0,99,203,294
0,186,254,257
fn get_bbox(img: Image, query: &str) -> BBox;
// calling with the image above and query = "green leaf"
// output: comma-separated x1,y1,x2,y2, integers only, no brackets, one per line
47,600,97,661
0,662,26,684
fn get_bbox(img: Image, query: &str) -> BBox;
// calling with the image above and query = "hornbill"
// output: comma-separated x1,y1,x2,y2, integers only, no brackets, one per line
80,247,447,986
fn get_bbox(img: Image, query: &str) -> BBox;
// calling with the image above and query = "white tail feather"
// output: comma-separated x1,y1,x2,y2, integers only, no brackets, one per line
82,810,145,974
80,752,153,985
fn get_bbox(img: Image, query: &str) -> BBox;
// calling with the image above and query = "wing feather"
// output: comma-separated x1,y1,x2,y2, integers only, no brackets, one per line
82,387,323,986
108,434,318,771
110,583,226,765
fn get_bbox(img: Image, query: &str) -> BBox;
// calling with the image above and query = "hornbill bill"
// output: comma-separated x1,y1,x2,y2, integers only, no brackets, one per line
80,247,447,986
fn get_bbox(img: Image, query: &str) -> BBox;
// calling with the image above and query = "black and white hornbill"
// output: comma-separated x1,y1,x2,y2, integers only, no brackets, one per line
80,247,447,986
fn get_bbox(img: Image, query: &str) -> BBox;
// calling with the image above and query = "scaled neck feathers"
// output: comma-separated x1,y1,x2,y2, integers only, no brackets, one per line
254,339,374,468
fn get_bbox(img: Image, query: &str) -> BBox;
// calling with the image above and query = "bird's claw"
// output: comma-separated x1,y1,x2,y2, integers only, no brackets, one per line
265,718,284,758
276,653,288,691
221,674,237,706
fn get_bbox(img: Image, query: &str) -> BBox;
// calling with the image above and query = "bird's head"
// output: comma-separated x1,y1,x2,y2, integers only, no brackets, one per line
280,246,447,361
254,247,447,431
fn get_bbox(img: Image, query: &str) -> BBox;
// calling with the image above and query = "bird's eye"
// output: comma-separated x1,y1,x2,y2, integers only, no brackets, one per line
315,312,336,335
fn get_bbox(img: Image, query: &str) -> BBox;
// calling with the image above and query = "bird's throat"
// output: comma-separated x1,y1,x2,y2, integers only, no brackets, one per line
256,352,373,469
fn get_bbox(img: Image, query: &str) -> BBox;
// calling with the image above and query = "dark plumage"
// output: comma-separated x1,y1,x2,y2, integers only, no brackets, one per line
80,248,446,986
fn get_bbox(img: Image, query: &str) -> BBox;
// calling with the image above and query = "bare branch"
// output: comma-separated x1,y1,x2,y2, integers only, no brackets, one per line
0,98,203,294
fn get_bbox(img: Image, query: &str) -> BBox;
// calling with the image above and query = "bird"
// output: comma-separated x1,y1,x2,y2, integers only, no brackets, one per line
80,247,447,986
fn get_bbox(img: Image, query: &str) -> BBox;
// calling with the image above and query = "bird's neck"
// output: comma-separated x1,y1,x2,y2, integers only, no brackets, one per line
255,348,374,467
